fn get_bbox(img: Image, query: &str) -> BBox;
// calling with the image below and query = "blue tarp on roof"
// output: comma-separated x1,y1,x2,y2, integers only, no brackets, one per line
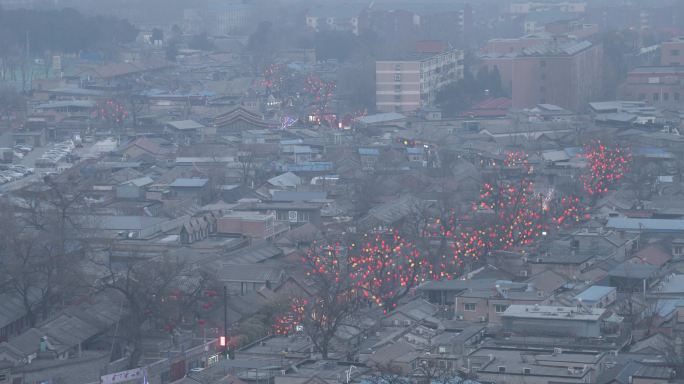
283,162,333,172
634,147,674,159
169,178,209,188
607,218,684,233
359,148,380,156
574,285,615,303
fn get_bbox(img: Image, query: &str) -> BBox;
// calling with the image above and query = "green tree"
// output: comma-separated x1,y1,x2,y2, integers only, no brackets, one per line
189,33,215,51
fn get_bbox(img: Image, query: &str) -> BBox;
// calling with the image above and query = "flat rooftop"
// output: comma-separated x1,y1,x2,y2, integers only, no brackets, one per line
502,305,605,321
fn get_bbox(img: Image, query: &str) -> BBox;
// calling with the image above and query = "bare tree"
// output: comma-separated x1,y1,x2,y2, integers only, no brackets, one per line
0,216,81,326
0,177,91,326
95,252,207,368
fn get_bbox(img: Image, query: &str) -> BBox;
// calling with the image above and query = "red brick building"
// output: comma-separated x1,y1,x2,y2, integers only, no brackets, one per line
619,66,684,108
217,211,288,240
661,36,684,66
482,40,603,111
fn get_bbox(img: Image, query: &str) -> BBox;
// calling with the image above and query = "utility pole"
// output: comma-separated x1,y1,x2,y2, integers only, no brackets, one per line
224,284,228,356
223,285,234,359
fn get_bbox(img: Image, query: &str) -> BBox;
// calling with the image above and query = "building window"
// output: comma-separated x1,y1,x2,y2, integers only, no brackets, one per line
675,92,681,101
464,303,476,311
498,366,506,373
394,95,401,102
672,49,681,56
394,74,402,81
495,304,508,313
674,246,683,255
653,93,660,101
395,84,402,92
394,63,402,70
523,368,531,375
664,93,670,101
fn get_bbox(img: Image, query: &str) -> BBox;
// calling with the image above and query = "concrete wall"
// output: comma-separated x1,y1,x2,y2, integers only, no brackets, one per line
217,217,271,238
502,317,601,338
661,41,684,66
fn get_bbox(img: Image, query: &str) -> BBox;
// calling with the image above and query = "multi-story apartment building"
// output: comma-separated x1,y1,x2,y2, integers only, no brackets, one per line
183,1,248,36
376,50,464,113
208,1,248,35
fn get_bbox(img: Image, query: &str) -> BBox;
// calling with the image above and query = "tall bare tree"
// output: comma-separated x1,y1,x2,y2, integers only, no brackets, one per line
95,252,208,368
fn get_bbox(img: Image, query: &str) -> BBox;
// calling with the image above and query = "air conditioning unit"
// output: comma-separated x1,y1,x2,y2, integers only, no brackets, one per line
479,316,487,322
456,315,464,320
521,270,528,277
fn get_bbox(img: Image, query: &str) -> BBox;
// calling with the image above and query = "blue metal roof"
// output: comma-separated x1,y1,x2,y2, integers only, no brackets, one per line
634,147,674,159
280,139,304,145
284,162,333,172
169,178,209,188
607,218,684,233
656,299,684,317
358,148,380,156
356,112,406,125
272,191,327,202
574,285,615,303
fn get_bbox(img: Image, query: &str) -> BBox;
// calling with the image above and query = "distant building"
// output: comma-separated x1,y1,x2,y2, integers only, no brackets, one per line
661,37,684,66
183,1,248,35
509,2,587,14
376,49,464,113
305,6,361,35
209,1,248,35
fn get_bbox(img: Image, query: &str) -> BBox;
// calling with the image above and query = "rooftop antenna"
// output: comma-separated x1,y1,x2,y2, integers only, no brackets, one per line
346,365,357,384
